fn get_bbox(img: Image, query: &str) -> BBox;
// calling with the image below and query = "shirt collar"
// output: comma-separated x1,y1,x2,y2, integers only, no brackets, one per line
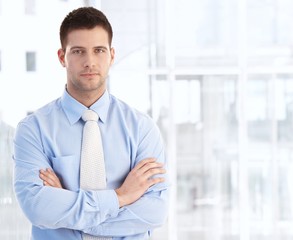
61,89,110,125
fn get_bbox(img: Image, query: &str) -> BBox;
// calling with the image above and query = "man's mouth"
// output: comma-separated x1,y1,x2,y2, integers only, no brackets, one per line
80,73,98,77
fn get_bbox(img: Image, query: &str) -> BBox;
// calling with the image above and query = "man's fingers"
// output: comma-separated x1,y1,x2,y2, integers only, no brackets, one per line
39,168,62,188
138,162,164,175
115,158,166,207
129,159,166,186
40,170,53,185
40,169,54,181
146,168,166,183
47,168,59,180
43,181,50,186
148,177,165,186
136,166,166,189
134,158,156,170
134,159,164,174
39,169,47,181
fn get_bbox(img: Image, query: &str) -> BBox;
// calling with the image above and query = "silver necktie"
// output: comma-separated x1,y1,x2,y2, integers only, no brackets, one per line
80,109,111,240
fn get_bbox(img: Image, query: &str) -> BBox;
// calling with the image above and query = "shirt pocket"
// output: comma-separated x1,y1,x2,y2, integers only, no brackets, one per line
51,155,80,191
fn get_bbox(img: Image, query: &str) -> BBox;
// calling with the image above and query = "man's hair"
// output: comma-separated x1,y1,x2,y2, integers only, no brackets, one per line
59,7,113,49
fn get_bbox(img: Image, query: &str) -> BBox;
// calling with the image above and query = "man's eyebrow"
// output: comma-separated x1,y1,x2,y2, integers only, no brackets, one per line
69,46,109,50
69,46,85,50
94,46,108,50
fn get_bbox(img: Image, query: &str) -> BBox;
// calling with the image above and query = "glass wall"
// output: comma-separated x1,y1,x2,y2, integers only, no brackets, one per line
2,0,293,239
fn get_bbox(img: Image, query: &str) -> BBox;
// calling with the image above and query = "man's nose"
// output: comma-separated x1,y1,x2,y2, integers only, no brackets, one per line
83,53,96,68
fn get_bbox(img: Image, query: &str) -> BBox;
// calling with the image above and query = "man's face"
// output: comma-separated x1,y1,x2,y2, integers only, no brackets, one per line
58,26,115,98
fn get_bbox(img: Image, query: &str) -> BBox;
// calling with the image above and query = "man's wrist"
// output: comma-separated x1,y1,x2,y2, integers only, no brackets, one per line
114,188,127,208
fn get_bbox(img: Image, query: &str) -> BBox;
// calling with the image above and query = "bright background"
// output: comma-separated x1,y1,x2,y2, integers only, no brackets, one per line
1,0,293,239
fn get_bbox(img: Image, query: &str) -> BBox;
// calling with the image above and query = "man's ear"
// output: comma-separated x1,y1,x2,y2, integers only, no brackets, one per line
57,49,66,67
110,47,115,66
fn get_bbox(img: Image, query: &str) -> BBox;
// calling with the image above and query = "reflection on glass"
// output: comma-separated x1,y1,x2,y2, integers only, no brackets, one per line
247,76,271,143
26,51,37,72
0,119,30,239
278,165,292,221
277,74,293,142
175,75,239,239
174,0,238,68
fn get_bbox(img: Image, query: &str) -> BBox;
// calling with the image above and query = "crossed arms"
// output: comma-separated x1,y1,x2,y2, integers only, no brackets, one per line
13,120,169,237
39,158,165,208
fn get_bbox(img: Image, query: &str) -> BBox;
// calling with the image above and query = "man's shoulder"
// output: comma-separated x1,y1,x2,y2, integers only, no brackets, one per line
109,94,151,121
109,94,157,133
19,97,61,124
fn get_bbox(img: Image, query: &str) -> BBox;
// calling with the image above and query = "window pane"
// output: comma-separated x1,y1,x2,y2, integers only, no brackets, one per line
277,74,293,142
26,51,36,72
278,165,293,221
177,75,239,239
0,121,30,239
247,75,271,143
174,0,238,68
25,0,36,15
247,0,293,68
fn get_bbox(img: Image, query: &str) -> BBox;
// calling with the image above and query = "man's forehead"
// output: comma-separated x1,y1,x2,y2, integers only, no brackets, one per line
64,27,110,48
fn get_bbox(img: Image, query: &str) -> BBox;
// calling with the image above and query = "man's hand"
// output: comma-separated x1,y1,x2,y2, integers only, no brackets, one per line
39,168,63,189
39,158,166,207
115,158,166,208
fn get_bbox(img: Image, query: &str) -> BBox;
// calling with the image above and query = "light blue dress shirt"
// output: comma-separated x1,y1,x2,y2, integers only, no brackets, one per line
13,89,169,240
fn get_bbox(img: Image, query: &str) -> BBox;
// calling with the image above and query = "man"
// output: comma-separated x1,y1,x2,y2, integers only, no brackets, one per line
13,7,169,240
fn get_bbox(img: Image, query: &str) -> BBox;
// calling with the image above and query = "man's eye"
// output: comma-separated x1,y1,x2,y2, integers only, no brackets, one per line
72,50,83,54
95,48,105,53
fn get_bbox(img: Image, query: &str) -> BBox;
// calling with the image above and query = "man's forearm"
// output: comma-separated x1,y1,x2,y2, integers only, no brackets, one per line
14,163,120,231
83,187,169,237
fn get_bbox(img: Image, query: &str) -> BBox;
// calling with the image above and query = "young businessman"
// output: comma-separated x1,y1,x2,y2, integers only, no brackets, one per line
13,7,169,240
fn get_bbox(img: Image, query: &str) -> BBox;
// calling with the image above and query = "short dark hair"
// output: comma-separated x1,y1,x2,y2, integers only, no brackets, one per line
59,7,113,49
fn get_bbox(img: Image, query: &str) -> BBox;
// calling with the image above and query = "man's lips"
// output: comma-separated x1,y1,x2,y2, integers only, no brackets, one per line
80,73,98,77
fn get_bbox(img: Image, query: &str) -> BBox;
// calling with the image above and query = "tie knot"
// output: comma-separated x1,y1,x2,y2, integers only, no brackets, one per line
82,109,98,122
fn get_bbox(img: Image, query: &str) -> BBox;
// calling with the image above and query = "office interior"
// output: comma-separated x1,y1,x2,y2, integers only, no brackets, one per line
1,0,293,239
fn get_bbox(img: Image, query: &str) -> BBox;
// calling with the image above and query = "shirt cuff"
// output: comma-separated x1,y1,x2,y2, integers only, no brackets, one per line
96,189,120,221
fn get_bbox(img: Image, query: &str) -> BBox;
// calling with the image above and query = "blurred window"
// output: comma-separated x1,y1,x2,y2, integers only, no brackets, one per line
26,51,36,72
25,0,36,15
